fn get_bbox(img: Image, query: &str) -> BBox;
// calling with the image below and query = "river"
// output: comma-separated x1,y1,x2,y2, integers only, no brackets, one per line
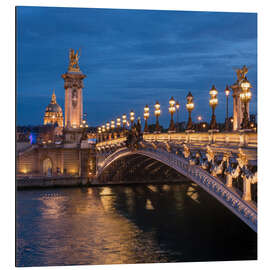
16,182,257,266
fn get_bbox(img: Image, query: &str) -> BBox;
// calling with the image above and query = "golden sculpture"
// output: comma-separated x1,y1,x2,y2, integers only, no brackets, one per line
235,65,248,82
237,148,248,168
68,48,81,72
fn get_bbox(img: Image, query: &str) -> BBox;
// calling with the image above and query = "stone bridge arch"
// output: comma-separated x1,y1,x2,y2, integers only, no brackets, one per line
97,147,257,232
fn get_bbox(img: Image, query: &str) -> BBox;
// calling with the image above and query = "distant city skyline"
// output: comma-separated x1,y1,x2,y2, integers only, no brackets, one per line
16,7,257,127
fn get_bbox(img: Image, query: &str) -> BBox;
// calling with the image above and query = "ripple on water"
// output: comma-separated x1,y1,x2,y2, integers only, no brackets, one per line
16,184,257,266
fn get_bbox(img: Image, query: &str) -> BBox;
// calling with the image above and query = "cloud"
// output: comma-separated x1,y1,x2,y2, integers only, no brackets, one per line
16,7,257,126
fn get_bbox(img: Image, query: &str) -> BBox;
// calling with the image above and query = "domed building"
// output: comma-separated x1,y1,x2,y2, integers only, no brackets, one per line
43,90,64,127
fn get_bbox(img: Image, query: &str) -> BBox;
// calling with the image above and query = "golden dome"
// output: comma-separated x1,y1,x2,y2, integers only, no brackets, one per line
44,90,64,127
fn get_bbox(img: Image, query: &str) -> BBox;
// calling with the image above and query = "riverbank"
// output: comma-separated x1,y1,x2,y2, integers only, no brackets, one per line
16,176,91,189
16,176,188,189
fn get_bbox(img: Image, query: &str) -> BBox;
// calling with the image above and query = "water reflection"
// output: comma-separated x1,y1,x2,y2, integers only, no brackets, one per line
16,183,257,267
146,199,155,210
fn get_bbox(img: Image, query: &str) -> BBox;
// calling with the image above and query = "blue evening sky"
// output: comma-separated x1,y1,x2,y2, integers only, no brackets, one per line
16,7,257,127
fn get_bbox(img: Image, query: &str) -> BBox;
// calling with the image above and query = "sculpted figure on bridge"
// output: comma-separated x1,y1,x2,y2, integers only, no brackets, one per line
211,153,229,177
189,151,201,166
126,121,142,151
237,148,248,169
182,144,190,159
235,65,248,82
206,145,215,164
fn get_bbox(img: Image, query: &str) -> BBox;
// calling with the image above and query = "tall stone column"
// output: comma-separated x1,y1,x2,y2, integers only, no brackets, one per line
231,83,247,131
62,72,86,128
231,66,251,131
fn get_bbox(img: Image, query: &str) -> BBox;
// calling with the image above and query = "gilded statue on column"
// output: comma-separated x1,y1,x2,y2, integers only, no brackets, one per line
235,65,248,82
68,48,81,72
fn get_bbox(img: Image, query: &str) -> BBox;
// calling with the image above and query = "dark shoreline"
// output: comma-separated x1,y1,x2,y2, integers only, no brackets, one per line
16,177,188,190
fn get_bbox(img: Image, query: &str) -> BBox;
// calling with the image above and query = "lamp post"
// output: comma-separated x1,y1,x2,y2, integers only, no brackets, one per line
186,92,194,131
102,124,106,141
122,114,127,129
130,110,135,127
154,101,161,133
209,85,219,131
240,77,252,130
144,105,150,133
80,118,89,129
225,85,230,131
97,126,102,142
111,120,115,139
106,122,110,139
168,97,176,133
79,116,89,141
176,100,180,132
122,114,127,137
197,116,202,131
116,117,121,137
80,113,88,128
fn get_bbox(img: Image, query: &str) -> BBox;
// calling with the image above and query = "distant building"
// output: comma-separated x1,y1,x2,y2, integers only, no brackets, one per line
43,90,64,127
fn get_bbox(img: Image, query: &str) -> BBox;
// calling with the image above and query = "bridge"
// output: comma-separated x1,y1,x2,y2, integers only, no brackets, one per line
95,131,257,232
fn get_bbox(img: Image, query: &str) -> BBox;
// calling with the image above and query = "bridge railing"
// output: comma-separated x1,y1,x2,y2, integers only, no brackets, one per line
143,132,257,148
96,137,126,148
96,131,257,149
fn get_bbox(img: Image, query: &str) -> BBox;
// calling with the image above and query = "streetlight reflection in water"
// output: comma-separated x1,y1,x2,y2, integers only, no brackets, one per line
16,183,257,267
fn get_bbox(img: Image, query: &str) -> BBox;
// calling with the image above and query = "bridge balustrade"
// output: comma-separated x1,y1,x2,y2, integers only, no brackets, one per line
97,131,257,148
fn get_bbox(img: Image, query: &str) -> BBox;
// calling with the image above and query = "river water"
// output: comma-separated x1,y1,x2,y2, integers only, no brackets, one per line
16,183,257,267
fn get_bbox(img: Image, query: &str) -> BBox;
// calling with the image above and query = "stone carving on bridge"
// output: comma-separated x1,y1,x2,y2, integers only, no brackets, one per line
126,123,143,151
211,153,229,177
206,145,215,163
150,142,158,150
182,144,190,159
179,144,257,202
165,142,171,153
198,152,209,170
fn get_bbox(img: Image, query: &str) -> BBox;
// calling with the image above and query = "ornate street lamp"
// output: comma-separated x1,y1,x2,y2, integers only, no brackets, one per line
186,92,194,130
97,126,102,142
225,85,230,131
111,120,115,139
122,114,127,137
144,105,150,133
80,113,88,128
80,119,88,128
176,100,180,132
116,117,121,137
240,77,252,130
197,116,202,131
130,110,135,127
122,114,127,129
168,97,176,132
102,124,106,140
106,122,110,139
209,85,219,130
154,101,161,133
